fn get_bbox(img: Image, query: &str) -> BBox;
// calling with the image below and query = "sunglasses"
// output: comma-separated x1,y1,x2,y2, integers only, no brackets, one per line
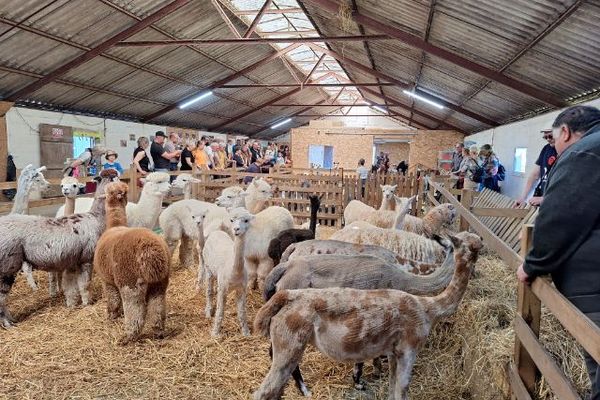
542,133,553,139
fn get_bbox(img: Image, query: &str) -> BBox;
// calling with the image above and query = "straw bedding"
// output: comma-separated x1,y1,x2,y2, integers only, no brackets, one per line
0,249,589,399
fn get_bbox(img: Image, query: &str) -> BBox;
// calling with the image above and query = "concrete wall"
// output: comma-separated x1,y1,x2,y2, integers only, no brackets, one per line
465,98,600,199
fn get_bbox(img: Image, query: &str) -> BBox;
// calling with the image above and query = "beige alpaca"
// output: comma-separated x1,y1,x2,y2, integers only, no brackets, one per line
253,233,483,400
365,203,456,238
94,182,170,345
343,184,401,225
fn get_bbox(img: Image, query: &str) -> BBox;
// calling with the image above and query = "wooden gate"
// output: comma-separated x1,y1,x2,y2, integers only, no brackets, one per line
39,124,73,197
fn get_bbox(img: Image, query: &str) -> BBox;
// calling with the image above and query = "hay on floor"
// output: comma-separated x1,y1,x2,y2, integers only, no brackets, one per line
0,250,589,399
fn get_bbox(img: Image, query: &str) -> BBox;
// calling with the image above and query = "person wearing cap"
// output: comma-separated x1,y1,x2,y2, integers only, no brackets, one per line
64,144,106,177
102,150,124,176
516,128,558,206
150,131,181,173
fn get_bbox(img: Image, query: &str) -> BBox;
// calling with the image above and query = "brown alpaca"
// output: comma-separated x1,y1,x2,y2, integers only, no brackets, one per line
94,182,171,345
253,233,483,400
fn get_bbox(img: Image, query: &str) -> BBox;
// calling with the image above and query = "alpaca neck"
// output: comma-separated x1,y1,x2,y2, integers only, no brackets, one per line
232,235,246,275
64,196,76,216
245,196,265,214
183,183,192,200
106,203,128,229
423,210,444,234
309,201,319,235
11,183,33,214
396,249,455,295
430,253,472,319
393,205,411,230
379,196,395,211
138,188,164,209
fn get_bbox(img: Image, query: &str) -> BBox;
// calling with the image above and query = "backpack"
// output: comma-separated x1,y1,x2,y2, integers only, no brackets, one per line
497,164,506,181
471,159,484,184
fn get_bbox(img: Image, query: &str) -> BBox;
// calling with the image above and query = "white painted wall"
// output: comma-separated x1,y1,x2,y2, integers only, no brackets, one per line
5,107,227,170
466,98,600,199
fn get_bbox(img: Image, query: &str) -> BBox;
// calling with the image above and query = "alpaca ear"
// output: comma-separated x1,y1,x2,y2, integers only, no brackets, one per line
391,184,397,191
318,193,324,201
78,183,86,189
448,235,462,249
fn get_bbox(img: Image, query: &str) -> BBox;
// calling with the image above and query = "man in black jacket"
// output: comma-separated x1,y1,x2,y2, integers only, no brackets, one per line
517,105,600,400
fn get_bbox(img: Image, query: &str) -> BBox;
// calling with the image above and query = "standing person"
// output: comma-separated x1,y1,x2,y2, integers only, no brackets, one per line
180,139,195,171
232,145,245,168
451,143,465,173
193,140,211,170
240,144,252,167
396,160,408,176
102,150,124,176
150,131,181,173
64,145,106,177
215,142,227,170
479,144,500,192
356,158,369,197
203,136,214,168
250,141,263,163
164,132,181,171
516,129,558,206
453,146,479,191
517,105,600,400
133,137,151,177
226,138,235,160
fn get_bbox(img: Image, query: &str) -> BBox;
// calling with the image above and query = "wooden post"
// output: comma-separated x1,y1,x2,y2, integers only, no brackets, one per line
513,224,541,396
191,165,199,199
416,177,424,217
0,102,13,201
128,165,139,203
460,189,474,231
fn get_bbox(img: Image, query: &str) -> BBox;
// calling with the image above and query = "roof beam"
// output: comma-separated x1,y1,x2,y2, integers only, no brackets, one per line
307,43,499,127
236,7,303,15
220,83,393,88
7,0,190,101
114,35,389,47
244,0,273,38
301,0,567,108
141,43,301,122
211,0,242,38
303,53,326,84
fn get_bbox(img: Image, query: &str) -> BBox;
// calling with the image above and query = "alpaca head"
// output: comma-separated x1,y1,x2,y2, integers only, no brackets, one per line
427,204,456,226
95,168,120,197
60,176,85,199
171,174,200,190
190,208,208,228
248,178,273,201
380,184,397,202
140,172,171,196
215,186,247,209
19,164,50,193
449,231,484,265
395,195,415,211
308,194,323,209
229,207,255,237
105,181,129,207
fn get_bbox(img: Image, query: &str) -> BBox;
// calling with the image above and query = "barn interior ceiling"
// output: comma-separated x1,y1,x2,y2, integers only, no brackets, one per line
0,0,598,137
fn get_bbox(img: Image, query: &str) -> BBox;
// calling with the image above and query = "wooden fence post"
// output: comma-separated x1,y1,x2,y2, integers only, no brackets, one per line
128,165,139,203
460,189,474,231
416,177,424,217
513,224,541,396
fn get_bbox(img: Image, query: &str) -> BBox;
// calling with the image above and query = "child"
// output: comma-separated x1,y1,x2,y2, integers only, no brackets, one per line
357,158,368,197
103,150,124,176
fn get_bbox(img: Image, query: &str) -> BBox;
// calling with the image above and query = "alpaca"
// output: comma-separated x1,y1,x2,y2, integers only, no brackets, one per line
56,172,171,229
171,173,200,200
267,194,321,266
0,169,119,327
366,203,456,238
94,181,170,345
240,206,294,291
252,233,483,400
343,184,399,225
215,177,274,213
10,164,49,215
262,233,474,394
201,207,252,337
280,240,406,266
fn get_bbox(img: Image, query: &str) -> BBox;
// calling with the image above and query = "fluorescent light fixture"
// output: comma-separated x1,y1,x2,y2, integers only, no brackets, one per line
372,105,387,114
178,91,213,109
360,100,371,105
403,90,444,109
271,118,292,130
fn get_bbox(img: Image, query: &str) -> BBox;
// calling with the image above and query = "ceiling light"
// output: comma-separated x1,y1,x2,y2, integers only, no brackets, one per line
271,118,292,129
372,105,387,114
403,90,444,109
179,91,213,109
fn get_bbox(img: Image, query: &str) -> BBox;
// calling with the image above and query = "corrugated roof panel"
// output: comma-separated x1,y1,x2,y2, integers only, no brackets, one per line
62,58,136,87
0,71,36,98
114,101,165,118
158,108,225,129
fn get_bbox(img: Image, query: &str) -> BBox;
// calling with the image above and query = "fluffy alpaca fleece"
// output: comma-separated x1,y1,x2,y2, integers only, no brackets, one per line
343,184,398,226
267,194,321,266
171,173,201,200
330,223,446,264
56,172,171,229
366,203,457,238
252,233,483,400
10,164,49,215
236,206,294,291
261,232,477,394
215,178,274,213
94,182,170,345
159,199,231,268
0,169,119,327
201,207,252,337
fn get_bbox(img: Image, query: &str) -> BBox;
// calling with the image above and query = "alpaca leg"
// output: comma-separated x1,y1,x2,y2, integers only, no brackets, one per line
373,356,384,377
246,260,259,291
48,272,58,297
62,270,80,307
256,259,274,293
195,244,206,290
77,264,93,306
211,283,228,337
119,282,148,345
390,350,416,400
268,345,310,397
146,279,168,339
236,288,250,337
388,355,397,400
179,235,196,268
103,282,122,320
0,274,16,328
204,274,214,318
22,262,37,291
353,362,365,390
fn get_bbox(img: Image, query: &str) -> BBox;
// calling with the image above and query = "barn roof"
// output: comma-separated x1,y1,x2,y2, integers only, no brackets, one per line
0,0,598,137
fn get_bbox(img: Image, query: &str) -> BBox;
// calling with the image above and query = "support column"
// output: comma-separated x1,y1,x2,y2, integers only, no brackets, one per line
0,101,13,184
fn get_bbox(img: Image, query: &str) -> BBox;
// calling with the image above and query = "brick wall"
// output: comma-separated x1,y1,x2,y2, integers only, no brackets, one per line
375,142,409,166
408,130,464,170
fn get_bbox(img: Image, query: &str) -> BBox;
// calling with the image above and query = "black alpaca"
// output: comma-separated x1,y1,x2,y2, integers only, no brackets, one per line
267,194,322,267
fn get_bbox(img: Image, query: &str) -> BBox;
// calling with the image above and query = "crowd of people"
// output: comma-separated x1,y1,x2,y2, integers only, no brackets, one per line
450,142,506,193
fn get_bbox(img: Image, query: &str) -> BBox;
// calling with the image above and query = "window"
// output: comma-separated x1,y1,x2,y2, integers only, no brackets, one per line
308,145,334,168
514,148,527,173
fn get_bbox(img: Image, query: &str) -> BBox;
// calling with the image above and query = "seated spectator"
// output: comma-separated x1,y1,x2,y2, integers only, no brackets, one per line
102,150,124,176
232,145,245,168
243,157,264,184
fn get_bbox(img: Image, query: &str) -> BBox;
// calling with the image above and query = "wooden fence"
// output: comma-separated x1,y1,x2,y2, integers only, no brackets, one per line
426,178,600,400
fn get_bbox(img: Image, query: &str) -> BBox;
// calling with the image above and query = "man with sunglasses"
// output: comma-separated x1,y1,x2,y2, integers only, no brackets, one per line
515,128,557,206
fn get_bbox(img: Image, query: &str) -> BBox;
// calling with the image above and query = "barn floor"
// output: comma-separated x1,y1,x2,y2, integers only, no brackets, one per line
0,245,588,399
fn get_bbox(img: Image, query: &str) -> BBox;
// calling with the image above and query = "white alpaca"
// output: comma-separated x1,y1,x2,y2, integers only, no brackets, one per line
10,164,49,215
201,207,252,337
171,173,201,200
344,184,404,225
56,172,171,229
215,178,273,213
